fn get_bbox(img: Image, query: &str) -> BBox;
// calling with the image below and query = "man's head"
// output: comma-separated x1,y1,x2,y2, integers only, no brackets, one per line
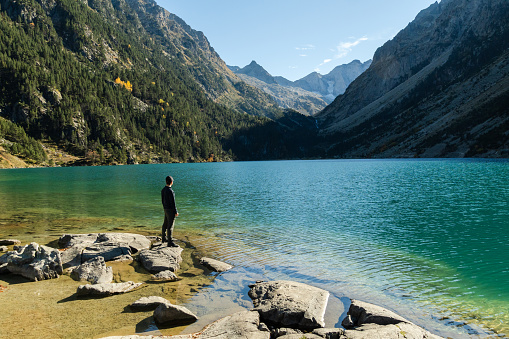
166,176,174,186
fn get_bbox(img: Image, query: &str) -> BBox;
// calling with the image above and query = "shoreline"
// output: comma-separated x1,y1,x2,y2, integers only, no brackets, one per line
0,231,498,339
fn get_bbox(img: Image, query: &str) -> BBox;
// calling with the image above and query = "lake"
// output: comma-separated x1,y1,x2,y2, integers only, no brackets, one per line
0,159,508,337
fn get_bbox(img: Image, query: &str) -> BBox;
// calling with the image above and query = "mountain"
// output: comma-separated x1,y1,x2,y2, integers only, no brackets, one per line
288,60,372,103
317,0,509,158
233,60,277,84
228,60,371,115
0,0,317,166
229,62,327,116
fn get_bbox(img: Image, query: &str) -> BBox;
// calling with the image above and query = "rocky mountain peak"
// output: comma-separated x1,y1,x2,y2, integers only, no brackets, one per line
235,61,277,84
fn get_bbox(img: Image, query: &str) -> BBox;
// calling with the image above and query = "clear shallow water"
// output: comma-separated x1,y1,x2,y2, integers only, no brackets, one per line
1,159,508,337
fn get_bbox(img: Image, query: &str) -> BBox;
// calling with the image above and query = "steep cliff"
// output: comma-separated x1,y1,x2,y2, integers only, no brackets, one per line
317,0,509,158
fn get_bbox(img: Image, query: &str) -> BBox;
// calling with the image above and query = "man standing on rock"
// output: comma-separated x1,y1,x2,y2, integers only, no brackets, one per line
161,175,179,247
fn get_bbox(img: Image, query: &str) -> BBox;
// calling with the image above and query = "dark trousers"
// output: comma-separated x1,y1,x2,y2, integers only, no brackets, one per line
162,209,176,244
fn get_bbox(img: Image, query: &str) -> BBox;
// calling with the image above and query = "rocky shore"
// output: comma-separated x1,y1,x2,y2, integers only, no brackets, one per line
0,232,443,338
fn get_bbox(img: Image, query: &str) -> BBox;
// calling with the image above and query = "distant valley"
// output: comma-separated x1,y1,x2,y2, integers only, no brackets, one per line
228,60,371,115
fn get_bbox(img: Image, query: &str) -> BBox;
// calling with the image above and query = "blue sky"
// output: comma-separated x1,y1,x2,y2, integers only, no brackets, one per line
157,0,438,81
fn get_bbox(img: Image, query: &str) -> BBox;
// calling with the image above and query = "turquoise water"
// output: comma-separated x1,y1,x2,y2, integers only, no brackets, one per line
1,160,508,337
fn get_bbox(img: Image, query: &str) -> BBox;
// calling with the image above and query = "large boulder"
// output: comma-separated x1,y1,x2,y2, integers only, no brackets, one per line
138,245,183,273
130,296,170,311
153,302,198,324
76,281,143,297
71,256,113,284
342,300,443,339
248,280,329,330
58,233,152,268
58,233,151,253
0,243,63,281
200,257,233,272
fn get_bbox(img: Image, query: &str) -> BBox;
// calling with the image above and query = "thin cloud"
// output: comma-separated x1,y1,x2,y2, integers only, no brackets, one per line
296,44,316,51
335,37,368,58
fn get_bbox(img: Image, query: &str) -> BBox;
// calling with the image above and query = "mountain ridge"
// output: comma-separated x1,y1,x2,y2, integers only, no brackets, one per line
317,0,509,158
228,59,371,115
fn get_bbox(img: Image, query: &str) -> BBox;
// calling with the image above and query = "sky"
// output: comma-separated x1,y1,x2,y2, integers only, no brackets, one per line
156,0,438,81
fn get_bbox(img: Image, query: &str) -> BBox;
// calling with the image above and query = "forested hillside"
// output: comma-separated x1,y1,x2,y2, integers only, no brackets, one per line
0,0,316,166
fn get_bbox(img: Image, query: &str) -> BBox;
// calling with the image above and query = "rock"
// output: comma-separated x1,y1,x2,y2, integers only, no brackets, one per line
343,300,444,339
0,239,21,246
196,310,269,339
110,254,133,263
99,311,269,339
138,246,183,273
59,233,99,248
249,280,329,330
343,323,443,339
71,256,113,284
76,281,143,297
95,233,151,253
200,257,233,272
312,328,345,339
146,236,162,244
58,233,151,253
151,270,178,282
347,299,408,326
58,233,152,267
60,244,86,269
153,302,198,324
341,314,355,329
130,296,170,311
0,246,8,252
258,322,270,332
0,263,9,274
81,242,131,262
278,335,322,339
273,328,303,337
0,243,63,281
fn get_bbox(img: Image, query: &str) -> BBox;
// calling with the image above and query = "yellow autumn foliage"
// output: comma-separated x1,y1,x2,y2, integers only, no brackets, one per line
114,77,133,92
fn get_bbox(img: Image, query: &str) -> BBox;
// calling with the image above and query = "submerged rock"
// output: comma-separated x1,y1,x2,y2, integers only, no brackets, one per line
249,280,329,330
0,239,21,246
138,245,183,273
71,256,113,284
0,243,63,281
153,302,198,324
200,257,233,272
76,281,143,297
151,270,178,282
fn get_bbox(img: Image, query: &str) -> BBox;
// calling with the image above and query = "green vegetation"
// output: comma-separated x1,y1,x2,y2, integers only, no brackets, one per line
0,0,317,165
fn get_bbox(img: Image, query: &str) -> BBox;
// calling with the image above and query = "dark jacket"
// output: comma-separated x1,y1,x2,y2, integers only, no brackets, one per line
161,186,178,213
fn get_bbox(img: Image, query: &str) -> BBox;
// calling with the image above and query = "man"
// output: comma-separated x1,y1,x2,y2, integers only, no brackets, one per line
161,175,179,247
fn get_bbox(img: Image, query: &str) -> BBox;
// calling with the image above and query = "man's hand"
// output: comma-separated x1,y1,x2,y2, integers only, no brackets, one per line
175,213,179,217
